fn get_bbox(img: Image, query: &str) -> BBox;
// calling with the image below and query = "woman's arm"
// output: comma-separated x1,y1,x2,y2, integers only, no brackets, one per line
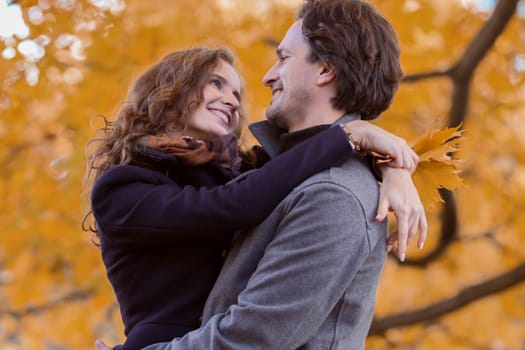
92,122,419,244
92,126,352,242
341,120,418,173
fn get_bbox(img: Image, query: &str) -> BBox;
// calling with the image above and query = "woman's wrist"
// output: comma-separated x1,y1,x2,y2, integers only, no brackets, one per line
380,164,412,178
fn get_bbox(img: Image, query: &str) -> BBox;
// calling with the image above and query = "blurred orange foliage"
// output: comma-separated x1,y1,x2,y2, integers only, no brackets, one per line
0,0,524,349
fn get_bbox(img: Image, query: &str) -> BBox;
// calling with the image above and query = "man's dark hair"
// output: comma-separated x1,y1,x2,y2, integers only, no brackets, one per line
298,0,403,120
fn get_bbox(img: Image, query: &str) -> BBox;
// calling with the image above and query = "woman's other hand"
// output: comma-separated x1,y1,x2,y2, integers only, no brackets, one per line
376,166,427,262
95,340,112,350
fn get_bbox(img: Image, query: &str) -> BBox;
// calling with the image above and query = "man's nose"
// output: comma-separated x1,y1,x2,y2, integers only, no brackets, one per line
263,64,278,87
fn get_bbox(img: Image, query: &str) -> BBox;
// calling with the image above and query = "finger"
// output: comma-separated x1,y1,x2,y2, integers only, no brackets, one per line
397,231,408,262
405,152,415,173
396,213,409,262
409,152,419,173
411,151,419,166
406,210,419,245
387,142,404,168
376,197,389,222
95,340,112,350
384,150,400,168
409,156,417,173
386,231,397,253
417,210,428,249
410,206,422,238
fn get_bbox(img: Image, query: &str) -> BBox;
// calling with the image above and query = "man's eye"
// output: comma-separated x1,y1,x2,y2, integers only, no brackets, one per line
210,79,222,88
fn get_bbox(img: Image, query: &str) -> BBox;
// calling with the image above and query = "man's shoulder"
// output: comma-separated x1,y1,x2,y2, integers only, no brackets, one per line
284,155,380,221
268,155,378,226
297,155,378,196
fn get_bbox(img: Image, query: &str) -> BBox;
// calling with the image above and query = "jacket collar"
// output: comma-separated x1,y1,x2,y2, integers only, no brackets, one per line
248,113,361,159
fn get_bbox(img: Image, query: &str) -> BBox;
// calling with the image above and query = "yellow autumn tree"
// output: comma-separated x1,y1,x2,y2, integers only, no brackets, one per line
0,0,523,349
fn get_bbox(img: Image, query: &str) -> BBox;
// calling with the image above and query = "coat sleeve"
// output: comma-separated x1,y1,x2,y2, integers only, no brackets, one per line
140,181,375,350
91,126,352,242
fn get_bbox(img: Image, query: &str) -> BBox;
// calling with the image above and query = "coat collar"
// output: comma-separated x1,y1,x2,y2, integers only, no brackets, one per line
248,113,361,159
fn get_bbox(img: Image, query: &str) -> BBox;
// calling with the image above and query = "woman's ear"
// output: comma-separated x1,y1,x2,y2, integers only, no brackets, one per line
317,63,336,86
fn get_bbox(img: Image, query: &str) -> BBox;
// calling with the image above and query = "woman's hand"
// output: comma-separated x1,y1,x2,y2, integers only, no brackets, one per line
376,165,427,261
341,120,418,173
95,340,112,350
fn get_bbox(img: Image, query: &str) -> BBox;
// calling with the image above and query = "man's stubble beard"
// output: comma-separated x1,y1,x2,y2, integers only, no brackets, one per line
265,88,311,131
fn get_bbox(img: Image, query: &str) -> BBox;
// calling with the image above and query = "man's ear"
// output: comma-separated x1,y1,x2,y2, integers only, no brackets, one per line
317,63,336,86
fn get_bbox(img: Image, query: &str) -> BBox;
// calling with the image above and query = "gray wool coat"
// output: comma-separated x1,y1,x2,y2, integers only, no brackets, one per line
144,117,387,350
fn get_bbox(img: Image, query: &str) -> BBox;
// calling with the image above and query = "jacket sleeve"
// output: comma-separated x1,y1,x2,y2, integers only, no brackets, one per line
91,126,352,242
141,182,376,350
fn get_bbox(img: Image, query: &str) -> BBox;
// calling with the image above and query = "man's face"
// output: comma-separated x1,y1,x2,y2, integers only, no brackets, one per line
263,20,318,131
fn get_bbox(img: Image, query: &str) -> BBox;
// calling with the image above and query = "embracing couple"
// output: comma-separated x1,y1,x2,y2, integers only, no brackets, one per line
85,1,427,349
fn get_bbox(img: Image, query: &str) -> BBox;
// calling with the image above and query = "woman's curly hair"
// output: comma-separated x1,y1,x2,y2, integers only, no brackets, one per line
82,47,245,234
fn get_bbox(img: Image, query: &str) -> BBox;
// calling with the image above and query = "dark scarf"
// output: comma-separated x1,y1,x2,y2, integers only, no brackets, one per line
143,134,242,178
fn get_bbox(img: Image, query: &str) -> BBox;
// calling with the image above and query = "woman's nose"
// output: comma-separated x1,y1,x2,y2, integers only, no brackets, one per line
223,91,239,110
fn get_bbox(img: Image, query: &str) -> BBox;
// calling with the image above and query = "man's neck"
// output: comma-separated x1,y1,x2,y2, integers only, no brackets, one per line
287,105,346,133
248,113,360,160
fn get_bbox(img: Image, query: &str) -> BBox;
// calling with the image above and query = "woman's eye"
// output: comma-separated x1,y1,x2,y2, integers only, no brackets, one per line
210,79,222,88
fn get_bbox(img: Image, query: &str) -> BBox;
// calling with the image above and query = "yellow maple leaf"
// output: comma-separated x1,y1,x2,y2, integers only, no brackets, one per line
411,125,464,211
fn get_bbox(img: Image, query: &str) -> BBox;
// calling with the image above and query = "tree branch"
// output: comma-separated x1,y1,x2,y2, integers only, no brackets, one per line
403,189,458,267
369,262,525,335
400,0,520,269
402,69,450,83
401,0,519,127
450,0,520,82
450,0,518,126
2,289,93,319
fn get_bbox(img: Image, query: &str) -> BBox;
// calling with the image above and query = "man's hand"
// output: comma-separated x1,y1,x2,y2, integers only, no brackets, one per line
95,340,112,350
376,166,427,261
342,120,418,173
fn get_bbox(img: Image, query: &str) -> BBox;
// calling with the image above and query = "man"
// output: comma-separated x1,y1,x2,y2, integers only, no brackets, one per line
98,0,425,349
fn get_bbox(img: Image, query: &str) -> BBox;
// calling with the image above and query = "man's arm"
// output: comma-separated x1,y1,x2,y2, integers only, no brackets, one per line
143,179,385,350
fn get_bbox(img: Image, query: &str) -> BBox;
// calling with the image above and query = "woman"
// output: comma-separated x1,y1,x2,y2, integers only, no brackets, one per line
85,47,422,349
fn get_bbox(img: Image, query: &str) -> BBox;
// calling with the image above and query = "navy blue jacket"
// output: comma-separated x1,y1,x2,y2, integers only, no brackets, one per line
91,125,352,350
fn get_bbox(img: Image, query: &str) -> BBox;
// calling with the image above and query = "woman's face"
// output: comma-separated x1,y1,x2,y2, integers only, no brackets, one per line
185,60,242,140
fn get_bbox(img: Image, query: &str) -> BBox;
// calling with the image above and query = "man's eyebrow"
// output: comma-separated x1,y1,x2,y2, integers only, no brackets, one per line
276,47,292,59
276,47,285,56
211,73,241,103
